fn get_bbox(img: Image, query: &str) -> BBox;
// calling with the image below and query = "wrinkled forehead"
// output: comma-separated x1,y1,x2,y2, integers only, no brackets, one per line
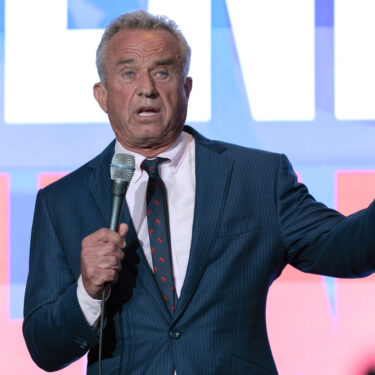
105,28,183,67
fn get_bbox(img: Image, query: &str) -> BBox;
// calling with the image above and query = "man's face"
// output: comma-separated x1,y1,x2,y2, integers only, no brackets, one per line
94,28,192,156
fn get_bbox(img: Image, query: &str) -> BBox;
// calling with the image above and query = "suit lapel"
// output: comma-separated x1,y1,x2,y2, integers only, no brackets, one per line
173,131,233,321
84,151,112,227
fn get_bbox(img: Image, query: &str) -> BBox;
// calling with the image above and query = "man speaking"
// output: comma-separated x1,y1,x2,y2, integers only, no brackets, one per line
23,10,375,375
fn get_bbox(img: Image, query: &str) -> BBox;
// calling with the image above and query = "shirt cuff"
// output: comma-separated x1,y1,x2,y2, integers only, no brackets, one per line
77,275,102,328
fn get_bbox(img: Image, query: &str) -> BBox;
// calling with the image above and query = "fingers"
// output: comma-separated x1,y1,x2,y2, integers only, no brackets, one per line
82,226,126,248
96,254,122,270
88,241,125,257
118,223,128,238
83,245,124,267
80,224,129,299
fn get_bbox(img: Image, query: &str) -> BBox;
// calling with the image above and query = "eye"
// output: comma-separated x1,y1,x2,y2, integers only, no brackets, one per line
122,71,134,78
156,71,168,79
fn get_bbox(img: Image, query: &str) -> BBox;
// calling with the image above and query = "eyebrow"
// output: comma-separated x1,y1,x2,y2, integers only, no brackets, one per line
155,59,175,67
115,58,176,68
115,58,135,67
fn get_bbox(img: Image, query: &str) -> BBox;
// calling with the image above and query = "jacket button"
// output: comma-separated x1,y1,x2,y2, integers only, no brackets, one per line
169,330,181,339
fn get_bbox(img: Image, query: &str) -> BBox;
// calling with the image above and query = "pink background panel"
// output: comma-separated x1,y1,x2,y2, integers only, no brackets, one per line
0,174,9,284
0,173,85,374
336,171,375,215
0,285,86,374
268,273,375,374
266,170,375,373
38,173,68,189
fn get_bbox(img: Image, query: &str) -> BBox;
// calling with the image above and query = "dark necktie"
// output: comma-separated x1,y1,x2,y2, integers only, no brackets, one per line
141,158,176,313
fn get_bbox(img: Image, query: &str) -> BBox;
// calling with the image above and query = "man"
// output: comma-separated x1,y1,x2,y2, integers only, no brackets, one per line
23,10,375,375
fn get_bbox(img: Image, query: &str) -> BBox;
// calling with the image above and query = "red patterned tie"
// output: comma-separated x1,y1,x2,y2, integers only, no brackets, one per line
141,158,176,313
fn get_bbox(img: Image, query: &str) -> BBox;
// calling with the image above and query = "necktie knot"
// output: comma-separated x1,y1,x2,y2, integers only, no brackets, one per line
141,157,168,178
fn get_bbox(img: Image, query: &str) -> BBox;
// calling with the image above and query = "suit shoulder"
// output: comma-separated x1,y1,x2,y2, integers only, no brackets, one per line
221,142,290,180
186,125,284,165
203,137,287,170
221,141,282,161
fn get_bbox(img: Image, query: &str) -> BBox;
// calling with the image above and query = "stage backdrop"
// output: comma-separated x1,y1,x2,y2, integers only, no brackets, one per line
1,0,375,374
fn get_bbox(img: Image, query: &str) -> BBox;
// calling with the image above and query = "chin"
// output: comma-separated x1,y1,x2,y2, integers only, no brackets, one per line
130,133,163,146
135,124,169,138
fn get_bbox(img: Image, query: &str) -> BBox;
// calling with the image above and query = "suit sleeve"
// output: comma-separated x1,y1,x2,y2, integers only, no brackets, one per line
23,189,98,371
276,154,375,277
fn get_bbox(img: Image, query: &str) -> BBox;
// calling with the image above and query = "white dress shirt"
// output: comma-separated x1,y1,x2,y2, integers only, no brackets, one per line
77,131,196,326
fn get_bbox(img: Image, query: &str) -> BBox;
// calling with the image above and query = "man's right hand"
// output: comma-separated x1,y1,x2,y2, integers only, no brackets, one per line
80,223,128,299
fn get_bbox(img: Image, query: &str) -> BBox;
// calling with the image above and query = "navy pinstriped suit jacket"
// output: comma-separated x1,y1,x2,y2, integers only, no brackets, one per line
23,126,375,374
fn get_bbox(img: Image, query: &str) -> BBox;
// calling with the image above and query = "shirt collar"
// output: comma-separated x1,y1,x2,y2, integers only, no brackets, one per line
114,132,191,183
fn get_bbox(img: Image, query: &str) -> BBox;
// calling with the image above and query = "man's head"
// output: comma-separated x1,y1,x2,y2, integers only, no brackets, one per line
96,11,191,86
93,11,193,157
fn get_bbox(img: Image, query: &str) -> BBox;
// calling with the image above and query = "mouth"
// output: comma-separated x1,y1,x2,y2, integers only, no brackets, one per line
136,106,160,117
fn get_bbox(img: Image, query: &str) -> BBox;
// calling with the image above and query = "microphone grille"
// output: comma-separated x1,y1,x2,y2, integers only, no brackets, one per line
110,153,135,182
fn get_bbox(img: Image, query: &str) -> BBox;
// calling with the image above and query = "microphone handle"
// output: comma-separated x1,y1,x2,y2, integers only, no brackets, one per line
109,181,129,230
109,195,125,231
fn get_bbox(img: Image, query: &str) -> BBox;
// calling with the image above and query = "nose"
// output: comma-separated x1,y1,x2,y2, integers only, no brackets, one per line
137,72,158,98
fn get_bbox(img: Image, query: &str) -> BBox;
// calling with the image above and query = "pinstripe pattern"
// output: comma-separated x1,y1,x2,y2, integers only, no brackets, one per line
23,126,375,374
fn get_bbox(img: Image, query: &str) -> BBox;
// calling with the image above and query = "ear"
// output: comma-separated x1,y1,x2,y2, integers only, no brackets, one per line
183,77,192,99
93,82,108,113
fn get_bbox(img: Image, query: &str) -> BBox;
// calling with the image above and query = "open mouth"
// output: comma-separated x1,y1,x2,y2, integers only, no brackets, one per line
137,106,160,117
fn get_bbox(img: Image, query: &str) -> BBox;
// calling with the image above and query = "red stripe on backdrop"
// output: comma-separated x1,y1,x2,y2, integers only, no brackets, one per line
0,174,10,284
0,172,86,374
336,170,375,215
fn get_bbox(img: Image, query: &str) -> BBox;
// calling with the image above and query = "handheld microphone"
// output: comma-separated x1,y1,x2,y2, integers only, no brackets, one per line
109,153,135,230
99,152,135,375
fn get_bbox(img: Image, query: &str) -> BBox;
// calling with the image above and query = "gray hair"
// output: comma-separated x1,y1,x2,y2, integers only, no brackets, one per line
96,10,191,85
